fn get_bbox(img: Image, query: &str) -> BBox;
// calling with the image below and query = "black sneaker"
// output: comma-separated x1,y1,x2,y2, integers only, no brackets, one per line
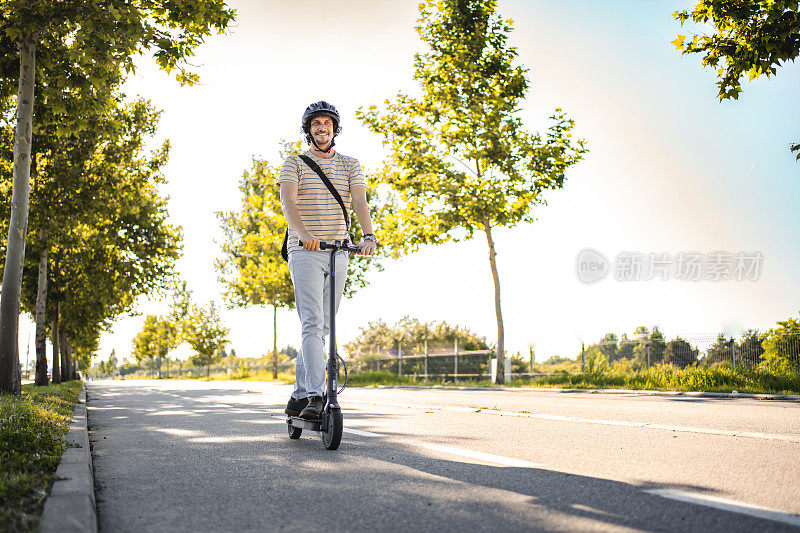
299,396,323,419
284,396,308,417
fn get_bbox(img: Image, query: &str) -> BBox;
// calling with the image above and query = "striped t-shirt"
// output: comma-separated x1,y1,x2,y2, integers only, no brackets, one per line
277,150,366,255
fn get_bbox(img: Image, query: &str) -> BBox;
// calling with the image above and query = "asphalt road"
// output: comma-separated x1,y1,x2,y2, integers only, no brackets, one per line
86,380,800,532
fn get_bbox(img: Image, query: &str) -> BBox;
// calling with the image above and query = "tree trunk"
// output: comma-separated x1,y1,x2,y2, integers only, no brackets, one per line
34,231,48,386
51,302,60,384
60,325,69,382
68,339,76,380
272,304,278,379
482,219,505,384
70,340,77,380
61,335,73,381
0,35,37,395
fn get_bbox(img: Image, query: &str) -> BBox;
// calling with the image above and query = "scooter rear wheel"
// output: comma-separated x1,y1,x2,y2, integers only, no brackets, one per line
288,422,302,439
322,408,343,450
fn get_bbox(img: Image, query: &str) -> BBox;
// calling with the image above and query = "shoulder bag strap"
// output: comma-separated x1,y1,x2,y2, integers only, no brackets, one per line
298,154,350,233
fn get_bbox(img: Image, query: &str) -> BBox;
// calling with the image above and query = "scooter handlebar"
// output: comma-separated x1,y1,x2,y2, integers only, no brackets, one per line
298,240,361,253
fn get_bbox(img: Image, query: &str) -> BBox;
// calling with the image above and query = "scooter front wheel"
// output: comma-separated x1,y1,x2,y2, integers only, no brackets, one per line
322,408,343,450
288,421,302,439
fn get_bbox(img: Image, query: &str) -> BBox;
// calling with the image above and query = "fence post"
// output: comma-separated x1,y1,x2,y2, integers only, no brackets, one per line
581,342,585,373
454,337,458,383
646,343,651,371
730,339,736,368
424,338,428,381
398,342,402,376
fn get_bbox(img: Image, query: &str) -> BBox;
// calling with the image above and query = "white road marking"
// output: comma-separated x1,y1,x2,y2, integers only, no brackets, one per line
346,399,800,443
152,428,203,437
190,436,272,443
423,444,543,468
343,428,384,437
645,488,800,527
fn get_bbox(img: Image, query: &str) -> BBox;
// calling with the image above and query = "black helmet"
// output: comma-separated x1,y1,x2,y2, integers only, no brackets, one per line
302,101,341,132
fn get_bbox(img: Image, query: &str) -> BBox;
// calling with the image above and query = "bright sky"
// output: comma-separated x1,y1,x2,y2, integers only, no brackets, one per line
18,0,800,365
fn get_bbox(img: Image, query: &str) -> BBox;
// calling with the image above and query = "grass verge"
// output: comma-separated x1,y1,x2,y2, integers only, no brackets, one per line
0,381,82,533
344,365,800,395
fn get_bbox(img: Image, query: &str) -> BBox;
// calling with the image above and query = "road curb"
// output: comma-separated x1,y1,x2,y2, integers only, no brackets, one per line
373,385,800,401
39,382,97,533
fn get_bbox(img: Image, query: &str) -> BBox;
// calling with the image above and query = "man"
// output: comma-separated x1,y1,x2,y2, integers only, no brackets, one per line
278,101,377,420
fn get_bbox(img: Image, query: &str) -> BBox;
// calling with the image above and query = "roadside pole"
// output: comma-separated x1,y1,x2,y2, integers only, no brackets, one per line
581,342,585,374
424,338,428,381
454,338,458,384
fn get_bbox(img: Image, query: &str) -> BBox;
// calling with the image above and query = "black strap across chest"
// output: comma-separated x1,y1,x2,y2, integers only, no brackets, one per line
298,154,349,233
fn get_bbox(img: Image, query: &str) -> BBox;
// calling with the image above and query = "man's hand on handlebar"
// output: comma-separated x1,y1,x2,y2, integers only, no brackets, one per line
356,240,377,256
299,232,321,251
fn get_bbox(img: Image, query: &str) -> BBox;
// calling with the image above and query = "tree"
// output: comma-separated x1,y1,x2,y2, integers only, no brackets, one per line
649,327,666,365
183,302,229,379
107,349,118,376
357,0,587,383
598,333,619,362
705,333,734,364
631,326,650,368
673,0,800,159
663,337,699,368
132,316,179,378
617,333,635,361
761,314,800,369
0,0,235,395
737,328,765,365
2,97,182,384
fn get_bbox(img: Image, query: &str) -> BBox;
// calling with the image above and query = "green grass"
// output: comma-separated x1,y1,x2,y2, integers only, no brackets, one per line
345,364,800,395
346,371,418,386
0,381,82,533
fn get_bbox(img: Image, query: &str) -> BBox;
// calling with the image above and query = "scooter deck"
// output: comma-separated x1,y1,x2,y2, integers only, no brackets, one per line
287,416,322,431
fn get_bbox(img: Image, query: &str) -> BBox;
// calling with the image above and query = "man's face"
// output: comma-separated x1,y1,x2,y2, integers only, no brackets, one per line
310,115,334,148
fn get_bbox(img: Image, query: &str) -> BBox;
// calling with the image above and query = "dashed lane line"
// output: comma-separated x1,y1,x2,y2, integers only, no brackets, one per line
343,428,384,437
422,444,543,468
645,488,800,527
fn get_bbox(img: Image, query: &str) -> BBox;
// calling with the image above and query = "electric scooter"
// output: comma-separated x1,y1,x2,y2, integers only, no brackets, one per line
286,239,360,450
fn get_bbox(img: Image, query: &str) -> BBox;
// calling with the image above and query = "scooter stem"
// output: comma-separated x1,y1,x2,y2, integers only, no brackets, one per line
326,244,339,408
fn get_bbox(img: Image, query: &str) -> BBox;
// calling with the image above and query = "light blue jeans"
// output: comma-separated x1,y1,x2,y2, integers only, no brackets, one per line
288,249,348,398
